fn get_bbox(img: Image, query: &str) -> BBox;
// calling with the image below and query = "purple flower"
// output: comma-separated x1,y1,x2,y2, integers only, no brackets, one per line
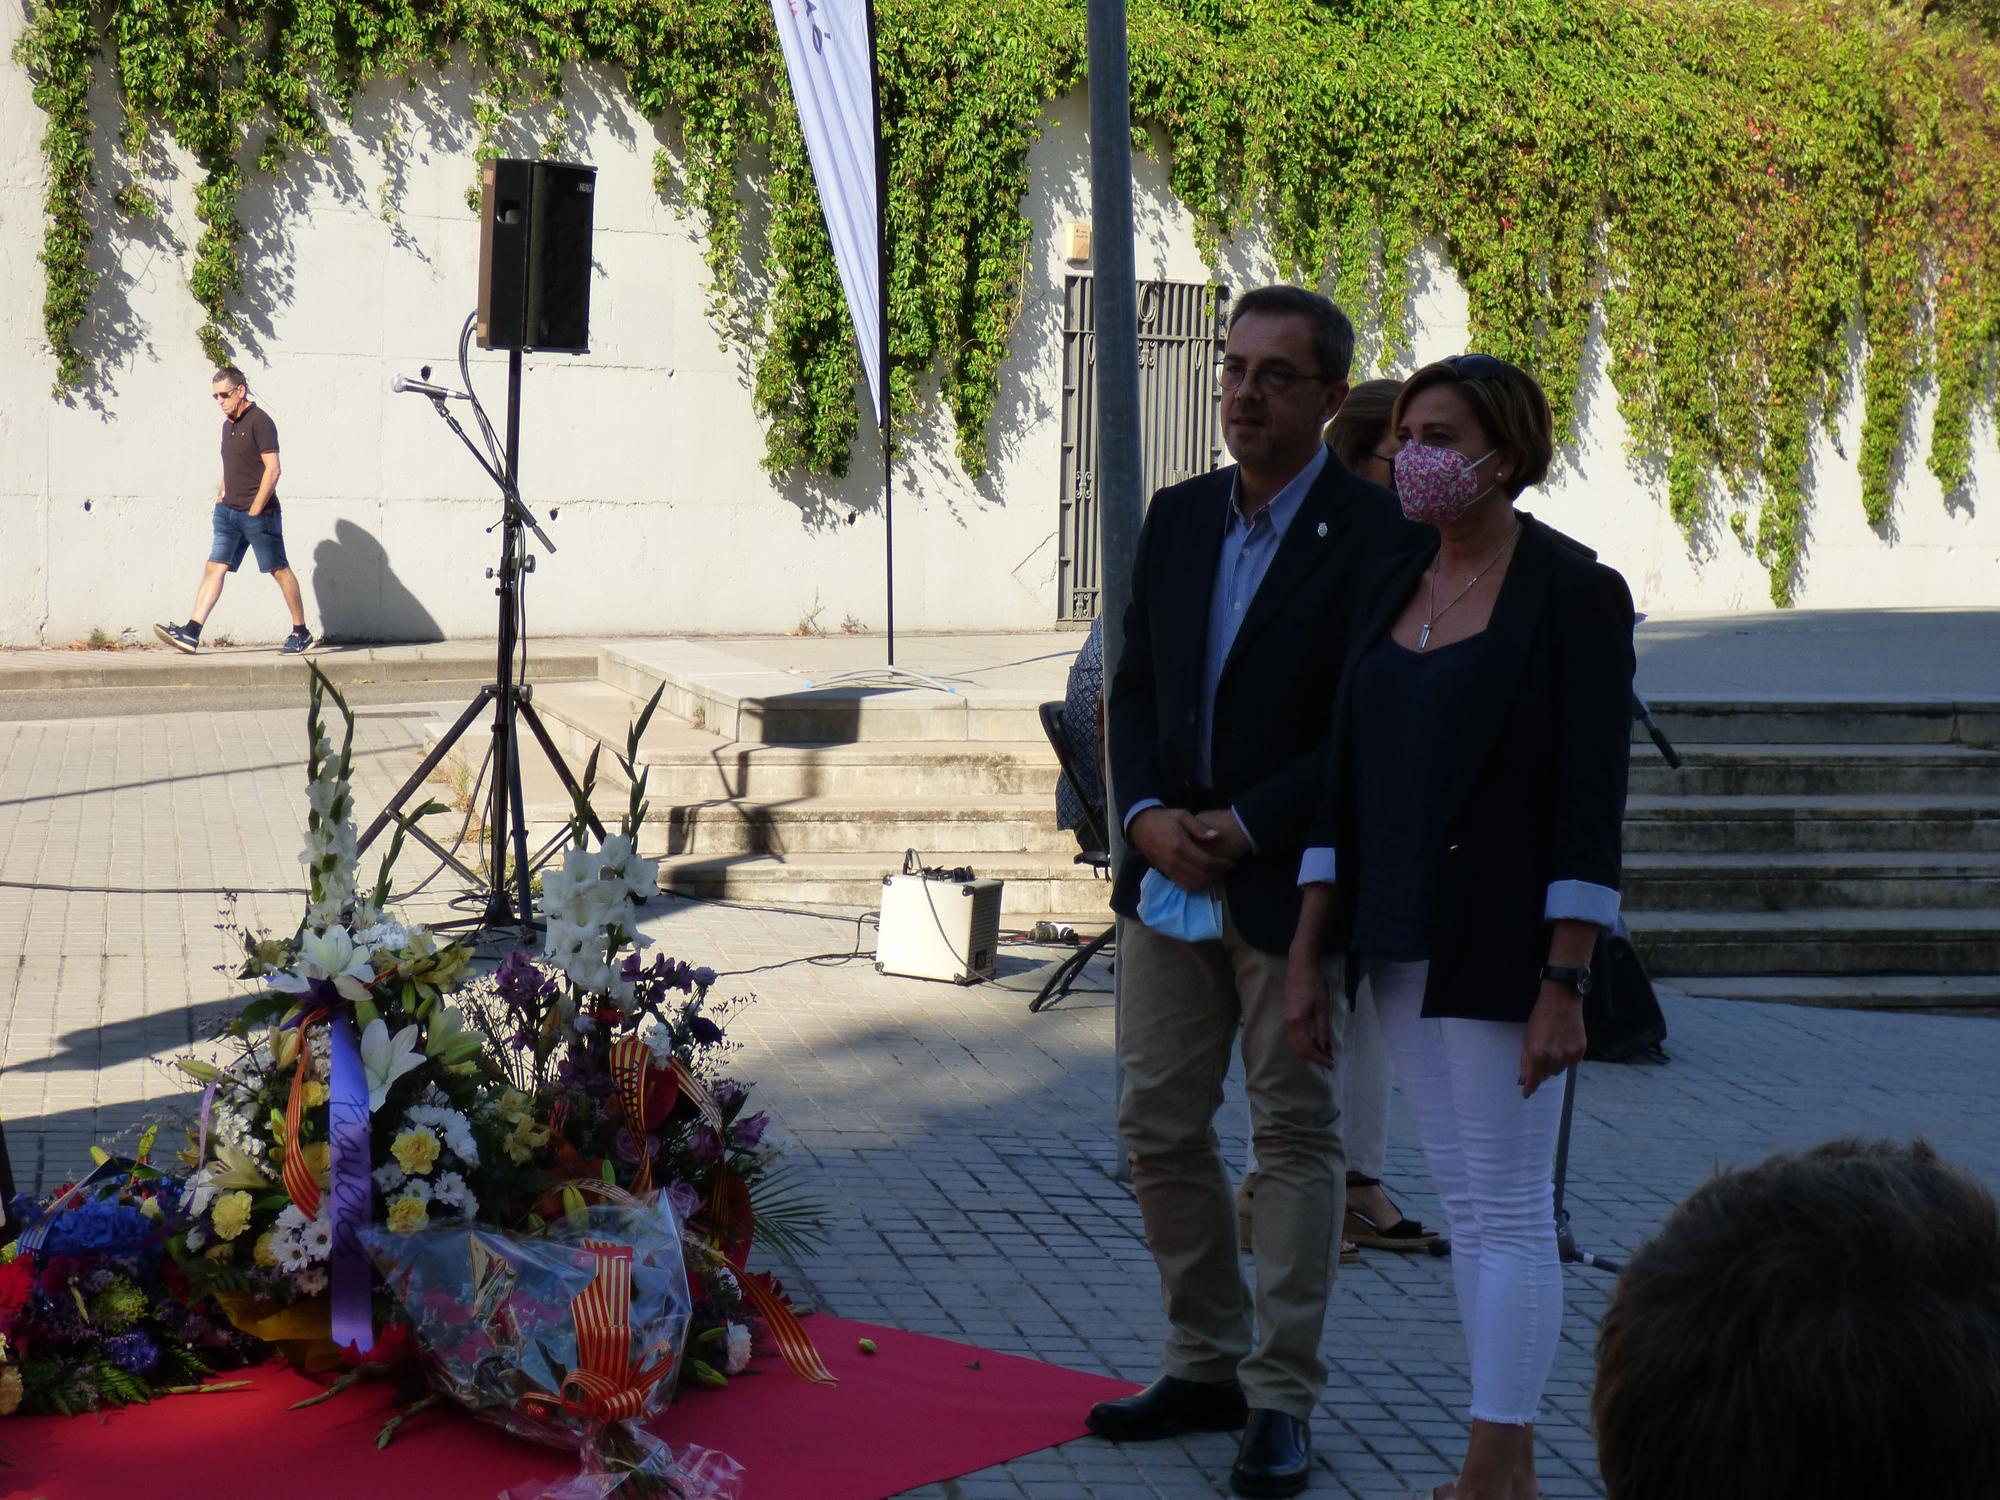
713,1080,747,1114
106,1330,161,1374
693,967,716,989
730,1111,770,1149
686,1126,724,1167
611,1127,645,1166
666,1179,702,1228
687,1016,723,1047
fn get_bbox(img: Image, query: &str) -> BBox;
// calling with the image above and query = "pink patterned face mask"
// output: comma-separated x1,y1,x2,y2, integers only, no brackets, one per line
1393,441,1497,525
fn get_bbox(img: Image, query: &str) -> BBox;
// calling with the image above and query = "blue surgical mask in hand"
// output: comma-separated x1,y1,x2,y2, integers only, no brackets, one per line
1138,868,1224,943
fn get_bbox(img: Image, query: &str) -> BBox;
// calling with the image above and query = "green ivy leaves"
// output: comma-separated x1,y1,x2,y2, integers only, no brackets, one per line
14,0,1999,605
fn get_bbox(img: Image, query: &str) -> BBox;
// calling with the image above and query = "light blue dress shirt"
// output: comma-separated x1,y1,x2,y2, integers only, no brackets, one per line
1126,447,1328,852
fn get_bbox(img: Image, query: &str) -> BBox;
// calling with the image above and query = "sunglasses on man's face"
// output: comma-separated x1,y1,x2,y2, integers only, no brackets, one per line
212,388,241,402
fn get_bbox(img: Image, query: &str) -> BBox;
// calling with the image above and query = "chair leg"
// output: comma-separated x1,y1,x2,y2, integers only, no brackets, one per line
0,1113,15,1208
1029,927,1115,1013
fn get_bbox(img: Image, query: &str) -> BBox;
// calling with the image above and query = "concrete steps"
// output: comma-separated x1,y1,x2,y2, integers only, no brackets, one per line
597,643,1046,744
646,851,1112,919
1635,698,1999,747
1629,910,2000,977
493,667,2000,1002
1622,796,2000,854
1667,974,2000,1014
1622,851,2000,911
1626,743,2000,797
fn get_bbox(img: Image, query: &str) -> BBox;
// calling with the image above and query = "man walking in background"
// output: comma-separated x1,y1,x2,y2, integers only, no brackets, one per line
154,366,313,655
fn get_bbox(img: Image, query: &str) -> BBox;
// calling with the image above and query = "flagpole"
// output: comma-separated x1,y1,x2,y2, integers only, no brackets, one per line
867,0,895,668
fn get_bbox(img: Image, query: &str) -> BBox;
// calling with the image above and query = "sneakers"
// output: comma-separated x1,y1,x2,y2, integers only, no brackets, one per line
153,622,199,654
280,626,314,655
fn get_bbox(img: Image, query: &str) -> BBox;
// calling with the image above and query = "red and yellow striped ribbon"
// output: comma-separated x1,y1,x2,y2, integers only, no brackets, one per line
608,1036,655,1195
555,1239,677,1422
280,1009,327,1219
739,1269,837,1386
673,1057,723,1132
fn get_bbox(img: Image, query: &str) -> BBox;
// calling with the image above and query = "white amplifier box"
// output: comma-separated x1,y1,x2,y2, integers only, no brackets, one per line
876,871,1004,983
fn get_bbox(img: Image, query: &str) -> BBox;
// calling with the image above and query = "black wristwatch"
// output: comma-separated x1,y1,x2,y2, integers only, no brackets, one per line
1540,963,1593,998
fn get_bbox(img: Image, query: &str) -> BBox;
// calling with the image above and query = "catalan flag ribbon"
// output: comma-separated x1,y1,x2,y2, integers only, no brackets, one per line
739,1269,838,1386
608,1036,657,1195
556,1239,678,1422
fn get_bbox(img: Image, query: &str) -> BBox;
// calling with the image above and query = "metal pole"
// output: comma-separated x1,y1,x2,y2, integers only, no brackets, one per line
867,0,895,667
485,346,527,925
1088,0,1143,875
1088,0,1144,1180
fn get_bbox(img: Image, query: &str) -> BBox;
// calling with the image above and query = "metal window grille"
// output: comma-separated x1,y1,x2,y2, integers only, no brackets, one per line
1058,276,1227,622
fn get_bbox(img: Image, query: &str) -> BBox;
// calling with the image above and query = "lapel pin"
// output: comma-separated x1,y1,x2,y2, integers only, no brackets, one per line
1316,521,1328,538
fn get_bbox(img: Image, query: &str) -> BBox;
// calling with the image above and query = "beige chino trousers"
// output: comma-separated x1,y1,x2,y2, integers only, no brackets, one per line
1116,897,1347,1418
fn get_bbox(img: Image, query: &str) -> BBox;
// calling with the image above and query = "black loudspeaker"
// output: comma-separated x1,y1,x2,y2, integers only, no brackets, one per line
477,158,596,353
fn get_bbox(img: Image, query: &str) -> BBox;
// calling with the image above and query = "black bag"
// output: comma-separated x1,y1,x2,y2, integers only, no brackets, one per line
1585,925,1669,1063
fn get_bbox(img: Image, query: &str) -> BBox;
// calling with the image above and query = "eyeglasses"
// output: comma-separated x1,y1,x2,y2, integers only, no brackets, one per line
211,388,241,402
1444,353,1511,380
1216,357,1328,398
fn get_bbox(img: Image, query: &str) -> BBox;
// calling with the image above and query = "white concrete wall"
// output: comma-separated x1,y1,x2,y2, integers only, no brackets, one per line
2,39,1995,646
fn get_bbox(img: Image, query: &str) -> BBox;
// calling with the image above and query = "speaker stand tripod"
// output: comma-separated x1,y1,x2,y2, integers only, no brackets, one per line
358,346,602,931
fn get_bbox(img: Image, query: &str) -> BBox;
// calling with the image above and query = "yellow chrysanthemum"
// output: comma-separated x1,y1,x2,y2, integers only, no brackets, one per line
211,1190,254,1241
386,1195,430,1234
303,1080,330,1108
390,1129,441,1176
0,1366,23,1417
253,1230,279,1268
204,1243,235,1264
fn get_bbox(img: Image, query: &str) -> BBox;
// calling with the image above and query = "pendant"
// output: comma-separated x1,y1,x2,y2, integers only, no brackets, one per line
1417,622,1431,650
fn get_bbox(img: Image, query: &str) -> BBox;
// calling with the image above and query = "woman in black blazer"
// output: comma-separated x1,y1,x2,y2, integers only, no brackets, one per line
1283,355,1635,1500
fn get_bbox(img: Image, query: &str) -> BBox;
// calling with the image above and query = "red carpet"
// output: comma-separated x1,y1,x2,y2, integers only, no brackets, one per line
2,1316,1138,1499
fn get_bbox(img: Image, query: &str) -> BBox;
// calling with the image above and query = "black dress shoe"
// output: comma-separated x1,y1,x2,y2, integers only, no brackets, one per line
1085,1374,1248,1442
1230,1408,1312,1498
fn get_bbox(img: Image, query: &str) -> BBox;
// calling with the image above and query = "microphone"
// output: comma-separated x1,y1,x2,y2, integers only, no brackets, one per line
390,373,467,400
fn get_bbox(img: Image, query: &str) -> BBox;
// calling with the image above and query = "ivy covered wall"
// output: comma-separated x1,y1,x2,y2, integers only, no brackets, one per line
14,0,2000,605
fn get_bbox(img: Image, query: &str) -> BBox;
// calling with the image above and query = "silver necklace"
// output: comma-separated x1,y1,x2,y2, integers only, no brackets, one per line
1418,522,1521,650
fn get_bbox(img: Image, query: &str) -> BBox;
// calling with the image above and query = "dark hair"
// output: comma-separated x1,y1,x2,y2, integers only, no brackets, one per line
1325,378,1401,467
212,365,247,389
1593,1138,2000,1500
1393,354,1552,496
1228,286,1356,385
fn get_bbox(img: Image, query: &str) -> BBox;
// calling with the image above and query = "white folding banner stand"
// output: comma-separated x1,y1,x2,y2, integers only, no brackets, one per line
769,0,884,423
772,0,953,690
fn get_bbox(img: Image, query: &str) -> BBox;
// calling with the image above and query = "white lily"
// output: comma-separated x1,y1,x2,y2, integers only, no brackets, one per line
360,1019,425,1110
271,924,377,1002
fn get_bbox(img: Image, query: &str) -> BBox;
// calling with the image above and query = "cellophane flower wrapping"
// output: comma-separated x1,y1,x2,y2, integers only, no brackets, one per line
360,1195,741,1500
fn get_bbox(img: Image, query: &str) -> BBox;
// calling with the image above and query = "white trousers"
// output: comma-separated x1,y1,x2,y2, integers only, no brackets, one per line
1367,957,1564,1426
1243,979,1390,1181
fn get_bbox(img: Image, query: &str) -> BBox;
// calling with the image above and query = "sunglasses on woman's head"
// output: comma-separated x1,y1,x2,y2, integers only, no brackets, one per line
1444,353,1510,380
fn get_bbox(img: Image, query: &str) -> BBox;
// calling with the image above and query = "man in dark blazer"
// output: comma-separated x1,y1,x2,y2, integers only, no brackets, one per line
1084,286,1418,1499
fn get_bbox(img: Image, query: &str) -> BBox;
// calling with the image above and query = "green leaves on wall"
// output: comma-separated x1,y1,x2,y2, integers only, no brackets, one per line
16,0,1999,604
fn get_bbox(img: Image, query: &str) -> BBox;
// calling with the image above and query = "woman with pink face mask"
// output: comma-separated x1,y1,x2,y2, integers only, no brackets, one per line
1282,355,1636,1500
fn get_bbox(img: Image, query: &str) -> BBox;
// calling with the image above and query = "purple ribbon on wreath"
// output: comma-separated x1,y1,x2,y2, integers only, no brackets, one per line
278,994,374,1354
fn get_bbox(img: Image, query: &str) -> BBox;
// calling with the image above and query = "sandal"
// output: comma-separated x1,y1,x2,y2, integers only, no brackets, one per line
1237,1172,1362,1263
1344,1175,1439,1252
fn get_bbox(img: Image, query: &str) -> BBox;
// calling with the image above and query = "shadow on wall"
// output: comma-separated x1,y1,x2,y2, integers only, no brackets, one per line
310,519,444,643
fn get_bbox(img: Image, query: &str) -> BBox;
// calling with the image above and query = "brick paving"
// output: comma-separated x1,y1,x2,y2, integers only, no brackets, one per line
3,697,1998,1498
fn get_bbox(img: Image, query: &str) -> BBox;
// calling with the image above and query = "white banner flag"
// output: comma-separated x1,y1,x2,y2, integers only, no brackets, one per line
770,0,884,423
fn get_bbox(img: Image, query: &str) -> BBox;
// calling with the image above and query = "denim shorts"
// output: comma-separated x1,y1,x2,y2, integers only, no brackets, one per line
210,502,288,573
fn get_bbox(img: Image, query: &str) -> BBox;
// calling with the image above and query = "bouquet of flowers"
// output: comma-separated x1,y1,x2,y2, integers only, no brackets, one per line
12,665,829,1477
168,668,520,1363
1,1143,260,1418
450,698,830,1390
362,1192,743,1499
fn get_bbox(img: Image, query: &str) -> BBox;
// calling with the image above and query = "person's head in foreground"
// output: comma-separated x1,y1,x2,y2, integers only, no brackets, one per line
1593,1137,2000,1500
